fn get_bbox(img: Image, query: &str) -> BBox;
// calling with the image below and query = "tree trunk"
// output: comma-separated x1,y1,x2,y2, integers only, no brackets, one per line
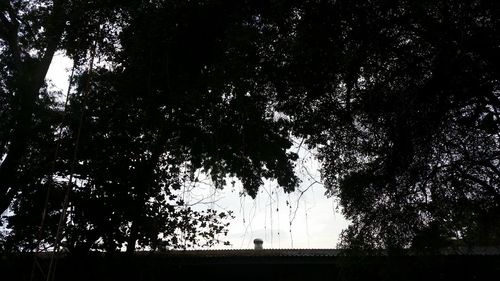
126,221,138,253
0,0,66,214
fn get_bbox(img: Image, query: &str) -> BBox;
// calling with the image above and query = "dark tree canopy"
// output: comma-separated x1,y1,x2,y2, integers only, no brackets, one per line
267,0,500,249
1,0,499,253
1,0,298,252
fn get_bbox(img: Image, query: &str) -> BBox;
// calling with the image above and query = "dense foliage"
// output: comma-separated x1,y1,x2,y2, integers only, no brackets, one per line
1,0,499,252
1,0,298,252
270,0,500,249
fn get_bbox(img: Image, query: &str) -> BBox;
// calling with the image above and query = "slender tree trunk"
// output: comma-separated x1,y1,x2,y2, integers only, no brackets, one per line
126,221,138,253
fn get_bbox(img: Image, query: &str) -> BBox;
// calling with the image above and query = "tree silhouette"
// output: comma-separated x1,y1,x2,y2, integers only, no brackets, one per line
1,0,499,252
267,0,500,249
1,0,299,252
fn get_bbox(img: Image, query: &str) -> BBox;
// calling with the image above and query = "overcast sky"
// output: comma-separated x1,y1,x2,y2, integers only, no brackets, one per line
46,53,350,249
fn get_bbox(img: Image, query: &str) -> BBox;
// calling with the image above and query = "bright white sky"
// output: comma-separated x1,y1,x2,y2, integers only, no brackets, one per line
46,53,350,249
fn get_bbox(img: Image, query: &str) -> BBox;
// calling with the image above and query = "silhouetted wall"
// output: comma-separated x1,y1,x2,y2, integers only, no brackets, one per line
2,252,499,281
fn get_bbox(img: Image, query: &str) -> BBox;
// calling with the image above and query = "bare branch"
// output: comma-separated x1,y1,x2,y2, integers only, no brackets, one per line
458,168,500,201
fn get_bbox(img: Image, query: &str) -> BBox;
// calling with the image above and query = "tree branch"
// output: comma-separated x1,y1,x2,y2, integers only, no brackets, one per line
0,4,22,66
0,0,67,215
458,169,500,202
